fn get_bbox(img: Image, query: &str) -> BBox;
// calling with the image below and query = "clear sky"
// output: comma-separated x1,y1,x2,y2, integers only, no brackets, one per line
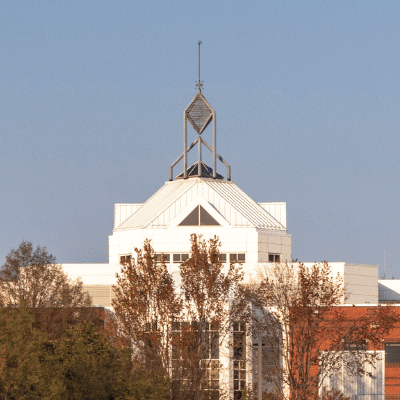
1,1,399,278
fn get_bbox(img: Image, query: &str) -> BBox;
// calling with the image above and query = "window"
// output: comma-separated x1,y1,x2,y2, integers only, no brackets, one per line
230,253,245,263
179,205,220,226
385,343,400,363
173,253,189,263
268,253,280,262
155,253,170,263
171,321,220,399
209,253,226,264
233,323,246,399
120,254,132,264
203,323,220,399
253,335,281,397
345,342,366,351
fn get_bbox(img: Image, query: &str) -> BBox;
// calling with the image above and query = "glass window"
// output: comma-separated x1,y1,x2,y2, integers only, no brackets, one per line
173,254,189,263
230,254,245,263
268,253,280,262
345,342,366,351
386,343,400,363
120,254,132,264
233,322,246,399
155,253,170,263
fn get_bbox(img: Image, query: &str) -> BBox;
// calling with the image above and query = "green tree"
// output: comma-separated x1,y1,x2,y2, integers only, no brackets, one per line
0,305,49,400
48,322,120,400
48,321,171,400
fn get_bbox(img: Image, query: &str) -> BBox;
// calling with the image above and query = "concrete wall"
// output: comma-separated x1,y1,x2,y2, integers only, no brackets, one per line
344,263,378,304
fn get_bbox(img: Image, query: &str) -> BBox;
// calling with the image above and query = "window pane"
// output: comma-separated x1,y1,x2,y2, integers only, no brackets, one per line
269,253,280,262
230,254,238,262
173,254,180,262
234,332,245,359
386,343,400,363
238,254,245,262
171,321,180,331
345,342,366,351
120,255,131,264
211,332,219,359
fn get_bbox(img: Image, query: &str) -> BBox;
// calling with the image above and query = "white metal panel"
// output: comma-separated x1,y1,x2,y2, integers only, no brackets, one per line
206,180,285,229
258,202,287,229
115,180,197,230
320,351,384,399
114,204,143,228
379,280,400,302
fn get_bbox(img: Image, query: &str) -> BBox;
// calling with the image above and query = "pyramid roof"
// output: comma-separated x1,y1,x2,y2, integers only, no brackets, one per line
114,178,285,231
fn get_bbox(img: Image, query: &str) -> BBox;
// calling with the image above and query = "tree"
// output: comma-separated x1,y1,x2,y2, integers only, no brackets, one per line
249,262,397,400
176,234,246,400
112,235,246,400
0,305,50,400
0,241,91,309
112,239,181,380
45,322,122,400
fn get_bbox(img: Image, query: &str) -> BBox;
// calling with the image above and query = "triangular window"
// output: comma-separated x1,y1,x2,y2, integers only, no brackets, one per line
179,205,220,226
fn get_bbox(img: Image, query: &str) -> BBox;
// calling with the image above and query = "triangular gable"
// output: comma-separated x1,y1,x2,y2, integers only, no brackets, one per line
179,205,220,226
169,197,230,228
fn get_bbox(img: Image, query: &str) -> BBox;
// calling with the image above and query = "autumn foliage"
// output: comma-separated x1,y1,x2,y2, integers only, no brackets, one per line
251,262,397,400
112,234,246,400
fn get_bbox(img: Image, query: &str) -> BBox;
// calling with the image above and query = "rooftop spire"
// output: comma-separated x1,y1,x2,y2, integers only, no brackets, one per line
196,41,203,92
169,42,231,181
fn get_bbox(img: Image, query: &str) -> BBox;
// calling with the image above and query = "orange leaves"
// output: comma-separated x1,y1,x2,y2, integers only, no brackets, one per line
112,235,246,399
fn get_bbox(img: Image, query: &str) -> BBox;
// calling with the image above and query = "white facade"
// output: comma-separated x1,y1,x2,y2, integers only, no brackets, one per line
61,181,380,308
110,177,291,277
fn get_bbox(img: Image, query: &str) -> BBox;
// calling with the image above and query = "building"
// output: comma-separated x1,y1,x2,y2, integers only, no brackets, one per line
61,71,400,399
62,82,378,309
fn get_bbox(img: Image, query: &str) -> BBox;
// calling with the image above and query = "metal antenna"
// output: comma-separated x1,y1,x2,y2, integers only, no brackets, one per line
196,41,203,92
384,249,386,279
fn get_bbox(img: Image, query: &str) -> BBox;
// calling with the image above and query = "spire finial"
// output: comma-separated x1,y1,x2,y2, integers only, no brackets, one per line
196,41,203,92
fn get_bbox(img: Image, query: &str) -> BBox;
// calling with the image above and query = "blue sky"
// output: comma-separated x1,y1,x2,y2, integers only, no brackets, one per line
1,1,399,278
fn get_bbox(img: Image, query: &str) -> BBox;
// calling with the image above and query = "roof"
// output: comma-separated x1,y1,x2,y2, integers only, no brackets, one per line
114,178,286,231
176,162,224,180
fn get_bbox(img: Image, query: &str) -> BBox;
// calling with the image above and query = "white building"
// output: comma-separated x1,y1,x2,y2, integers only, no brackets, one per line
61,76,385,400
62,81,379,308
